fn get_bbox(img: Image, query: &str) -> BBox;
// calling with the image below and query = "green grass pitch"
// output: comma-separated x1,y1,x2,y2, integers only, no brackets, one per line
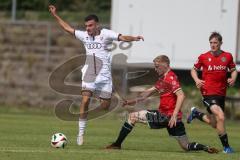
0,109,239,160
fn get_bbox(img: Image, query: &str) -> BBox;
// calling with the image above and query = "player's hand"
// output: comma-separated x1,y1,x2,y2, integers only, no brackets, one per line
135,36,144,41
195,79,205,89
168,114,177,128
121,99,128,107
49,5,57,15
227,78,235,87
121,99,137,107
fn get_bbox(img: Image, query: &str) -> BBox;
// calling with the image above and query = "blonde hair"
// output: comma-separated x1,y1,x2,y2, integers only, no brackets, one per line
153,55,170,66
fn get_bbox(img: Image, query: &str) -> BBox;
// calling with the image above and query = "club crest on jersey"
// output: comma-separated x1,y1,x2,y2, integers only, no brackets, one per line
208,58,211,62
221,57,226,62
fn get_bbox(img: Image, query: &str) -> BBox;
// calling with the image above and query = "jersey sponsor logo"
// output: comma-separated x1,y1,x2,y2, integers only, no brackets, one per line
86,43,102,49
207,65,226,71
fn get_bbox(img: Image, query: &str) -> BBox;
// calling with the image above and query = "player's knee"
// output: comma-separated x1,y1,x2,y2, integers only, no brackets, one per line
216,113,225,122
128,117,136,124
128,113,137,124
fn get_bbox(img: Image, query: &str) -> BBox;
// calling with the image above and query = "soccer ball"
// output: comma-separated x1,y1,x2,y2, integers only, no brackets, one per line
51,133,67,148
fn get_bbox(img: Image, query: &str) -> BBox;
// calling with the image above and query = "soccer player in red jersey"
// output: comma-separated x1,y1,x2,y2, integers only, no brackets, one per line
187,32,238,153
106,55,218,153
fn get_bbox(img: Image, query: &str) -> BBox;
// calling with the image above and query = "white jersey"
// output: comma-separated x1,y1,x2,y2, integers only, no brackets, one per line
75,28,120,82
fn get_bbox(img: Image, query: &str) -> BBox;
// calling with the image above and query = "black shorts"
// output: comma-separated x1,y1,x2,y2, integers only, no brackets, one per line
202,95,225,114
146,110,186,137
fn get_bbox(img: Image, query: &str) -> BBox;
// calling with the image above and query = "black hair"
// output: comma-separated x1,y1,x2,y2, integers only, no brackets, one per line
84,14,99,22
209,32,222,42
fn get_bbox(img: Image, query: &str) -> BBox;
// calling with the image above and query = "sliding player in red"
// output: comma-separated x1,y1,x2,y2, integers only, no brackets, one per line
106,55,218,153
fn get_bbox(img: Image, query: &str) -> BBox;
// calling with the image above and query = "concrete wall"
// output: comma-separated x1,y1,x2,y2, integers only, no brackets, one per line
0,21,85,108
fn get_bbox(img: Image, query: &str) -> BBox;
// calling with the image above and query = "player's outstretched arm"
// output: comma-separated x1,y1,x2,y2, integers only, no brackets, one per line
49,5,74,35
118,35,144,42
122,87,156,107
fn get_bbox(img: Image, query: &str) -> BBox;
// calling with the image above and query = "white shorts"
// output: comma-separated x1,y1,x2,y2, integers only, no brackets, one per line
82,80,112,99
81,65,112,99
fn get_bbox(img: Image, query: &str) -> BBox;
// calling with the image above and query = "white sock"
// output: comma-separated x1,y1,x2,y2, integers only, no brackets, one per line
78,119,87,136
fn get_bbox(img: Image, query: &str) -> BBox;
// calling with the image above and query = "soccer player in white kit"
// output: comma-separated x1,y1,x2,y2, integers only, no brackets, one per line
49,5,144,145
